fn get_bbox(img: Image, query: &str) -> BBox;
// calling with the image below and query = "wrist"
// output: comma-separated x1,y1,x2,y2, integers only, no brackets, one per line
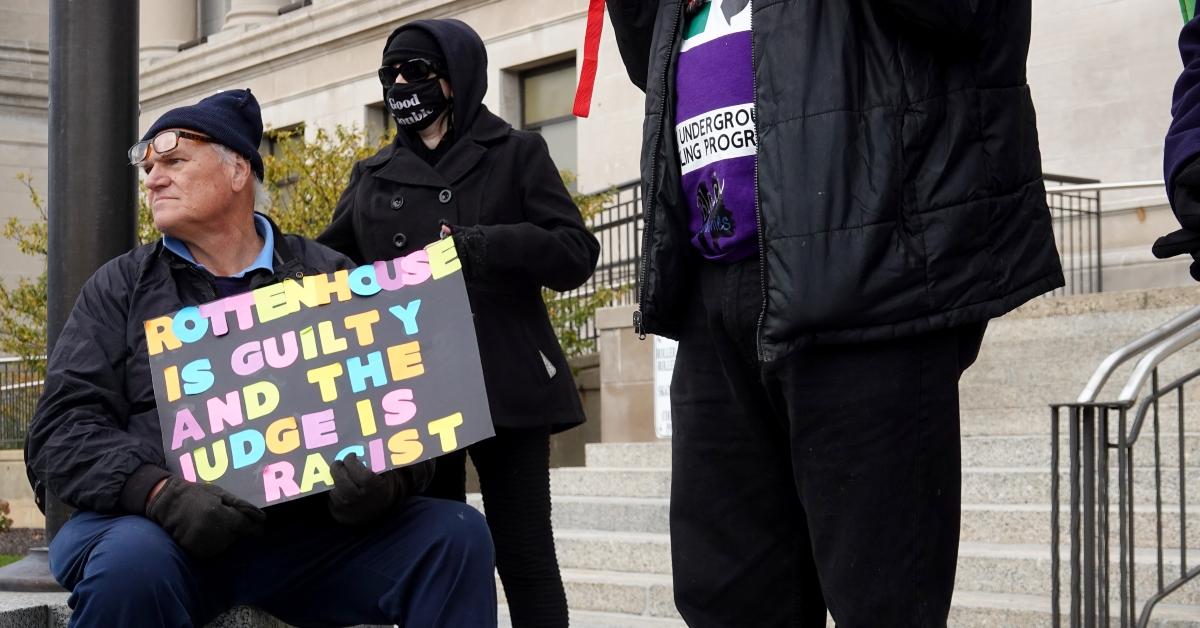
119,464,173,514
147,478,168,508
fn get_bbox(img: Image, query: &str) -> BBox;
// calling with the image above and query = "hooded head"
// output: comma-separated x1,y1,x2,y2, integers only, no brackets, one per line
379,19,488,136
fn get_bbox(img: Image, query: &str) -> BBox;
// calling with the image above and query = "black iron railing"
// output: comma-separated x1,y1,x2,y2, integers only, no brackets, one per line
546,180,642,354
0,357,43,450
1044,174,1104,297
1051,307,1200,627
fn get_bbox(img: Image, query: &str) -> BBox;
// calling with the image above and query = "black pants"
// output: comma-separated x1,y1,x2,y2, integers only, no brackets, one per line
424,426,568,628
670,259,985,628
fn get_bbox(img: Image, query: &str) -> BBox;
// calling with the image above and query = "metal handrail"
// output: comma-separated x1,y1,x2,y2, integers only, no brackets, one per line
1118,319,1200,403
1076,304,1200,403
1046,180,1165,195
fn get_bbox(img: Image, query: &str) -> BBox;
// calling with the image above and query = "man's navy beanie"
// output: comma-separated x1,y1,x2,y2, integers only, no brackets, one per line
141,89,264,181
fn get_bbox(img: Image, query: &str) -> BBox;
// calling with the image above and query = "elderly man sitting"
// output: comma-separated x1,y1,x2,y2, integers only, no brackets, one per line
24,89,496,628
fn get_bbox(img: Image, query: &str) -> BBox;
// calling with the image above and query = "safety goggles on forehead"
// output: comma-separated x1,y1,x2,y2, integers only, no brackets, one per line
378,58,443,86
128,130,213,167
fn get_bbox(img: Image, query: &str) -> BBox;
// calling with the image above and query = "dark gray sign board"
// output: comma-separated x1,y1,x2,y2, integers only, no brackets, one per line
145,238,494,507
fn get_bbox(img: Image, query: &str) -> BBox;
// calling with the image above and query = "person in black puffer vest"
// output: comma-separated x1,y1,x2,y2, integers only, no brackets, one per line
319,20,600,628
607,1,1064,626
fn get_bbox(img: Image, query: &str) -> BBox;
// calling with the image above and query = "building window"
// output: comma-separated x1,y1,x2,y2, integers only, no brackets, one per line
367,102,396,147
521,60,577,181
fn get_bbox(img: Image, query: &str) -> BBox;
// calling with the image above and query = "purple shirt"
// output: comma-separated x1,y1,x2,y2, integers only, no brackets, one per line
674,0,757,262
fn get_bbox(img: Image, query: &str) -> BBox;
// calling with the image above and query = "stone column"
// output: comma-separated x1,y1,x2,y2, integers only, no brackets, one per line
139,0,195,60
223,0,290,28
597,305,658,442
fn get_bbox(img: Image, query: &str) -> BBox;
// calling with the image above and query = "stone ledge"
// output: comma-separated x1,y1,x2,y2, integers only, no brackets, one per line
0,595,391,628
1007,285,1200,321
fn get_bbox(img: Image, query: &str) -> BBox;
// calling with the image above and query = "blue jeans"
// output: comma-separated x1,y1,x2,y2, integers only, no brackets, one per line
49,497,497,628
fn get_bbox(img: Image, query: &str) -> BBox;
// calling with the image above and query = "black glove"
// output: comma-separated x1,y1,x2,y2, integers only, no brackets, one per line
145,477,266,560
443,223,487,282
1152,228,1200,281
328,453,428,526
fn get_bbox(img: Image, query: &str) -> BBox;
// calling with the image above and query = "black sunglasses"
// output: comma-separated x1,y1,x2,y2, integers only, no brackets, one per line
378,58,443,86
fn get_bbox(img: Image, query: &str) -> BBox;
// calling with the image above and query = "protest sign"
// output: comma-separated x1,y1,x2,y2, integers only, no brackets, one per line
145,237,494,507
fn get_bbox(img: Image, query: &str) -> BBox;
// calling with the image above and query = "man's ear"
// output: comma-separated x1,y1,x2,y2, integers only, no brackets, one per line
229,156,252,193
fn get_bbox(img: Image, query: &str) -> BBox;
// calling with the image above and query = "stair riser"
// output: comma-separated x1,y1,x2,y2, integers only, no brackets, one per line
964,469,1200,506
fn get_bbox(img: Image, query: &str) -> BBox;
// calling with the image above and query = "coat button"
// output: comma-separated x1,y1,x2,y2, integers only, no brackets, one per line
392,233,407,249
390,196,405,210
438,189,453,204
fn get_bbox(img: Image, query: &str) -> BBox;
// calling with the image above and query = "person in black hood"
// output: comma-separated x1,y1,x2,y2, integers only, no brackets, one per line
318,19,600,628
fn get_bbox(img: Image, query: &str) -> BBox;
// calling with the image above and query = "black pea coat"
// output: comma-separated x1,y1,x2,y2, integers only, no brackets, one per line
319,110,600,433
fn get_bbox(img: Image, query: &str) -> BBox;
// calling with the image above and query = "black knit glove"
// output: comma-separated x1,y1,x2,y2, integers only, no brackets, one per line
1156,158,1200,282
328,454,431,526
146,477,266,560
444,224,487,282
1152,228,1200,281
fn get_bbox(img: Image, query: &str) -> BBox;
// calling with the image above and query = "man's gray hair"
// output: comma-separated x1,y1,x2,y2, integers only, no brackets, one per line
210,143,271,214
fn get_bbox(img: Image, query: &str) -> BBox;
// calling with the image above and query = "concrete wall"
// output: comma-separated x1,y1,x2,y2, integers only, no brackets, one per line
1029,0,1181,184
596,304,658,443
0,0,48,286
137,0,644,195
0,450,40,529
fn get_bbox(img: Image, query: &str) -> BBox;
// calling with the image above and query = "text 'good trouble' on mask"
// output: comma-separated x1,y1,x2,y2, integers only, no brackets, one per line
387,79,449,131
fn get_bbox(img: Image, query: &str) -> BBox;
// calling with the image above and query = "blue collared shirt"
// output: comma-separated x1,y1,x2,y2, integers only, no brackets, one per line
162,213,275,277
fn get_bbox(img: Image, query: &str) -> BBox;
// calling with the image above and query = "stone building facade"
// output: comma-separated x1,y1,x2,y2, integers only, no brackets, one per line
0,0,1193,292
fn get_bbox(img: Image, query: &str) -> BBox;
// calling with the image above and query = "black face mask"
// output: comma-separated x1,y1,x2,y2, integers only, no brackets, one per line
386,79,449,131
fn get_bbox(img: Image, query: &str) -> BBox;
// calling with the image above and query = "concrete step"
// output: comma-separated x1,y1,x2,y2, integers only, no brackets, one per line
550,466,1200,506
565,447,1200,505
962,503,1200,548
549,496,671,534
957,542,1200,606
554,530,672,575
552,468,671,498
550,531,1200,606
555,568,678,619
499,606,686,628
536,494,1200,547
964,467,1200,506
585,442,670,469
947,590,1200,627
967,336,1200,382
958,377,1200,417
960,434,1200,468
982,304,1194,344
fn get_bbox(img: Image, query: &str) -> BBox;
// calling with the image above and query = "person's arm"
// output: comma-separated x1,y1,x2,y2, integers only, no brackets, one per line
25,257,171,514
452,133,600,292
1155,16,1200,280
606,0,659,92
876,0,991,37
317,161,366,265
1166,16,1200,222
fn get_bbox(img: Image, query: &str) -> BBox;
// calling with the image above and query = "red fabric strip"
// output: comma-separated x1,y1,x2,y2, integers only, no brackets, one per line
573,0,606,118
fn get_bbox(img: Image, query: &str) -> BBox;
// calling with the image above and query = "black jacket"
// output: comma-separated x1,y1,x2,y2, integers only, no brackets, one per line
318,20,600,432
25,216,433,518
608,0,1064,361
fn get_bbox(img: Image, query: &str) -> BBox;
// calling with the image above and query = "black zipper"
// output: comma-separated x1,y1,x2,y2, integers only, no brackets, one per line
750,2,766,361
634,0,685,341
